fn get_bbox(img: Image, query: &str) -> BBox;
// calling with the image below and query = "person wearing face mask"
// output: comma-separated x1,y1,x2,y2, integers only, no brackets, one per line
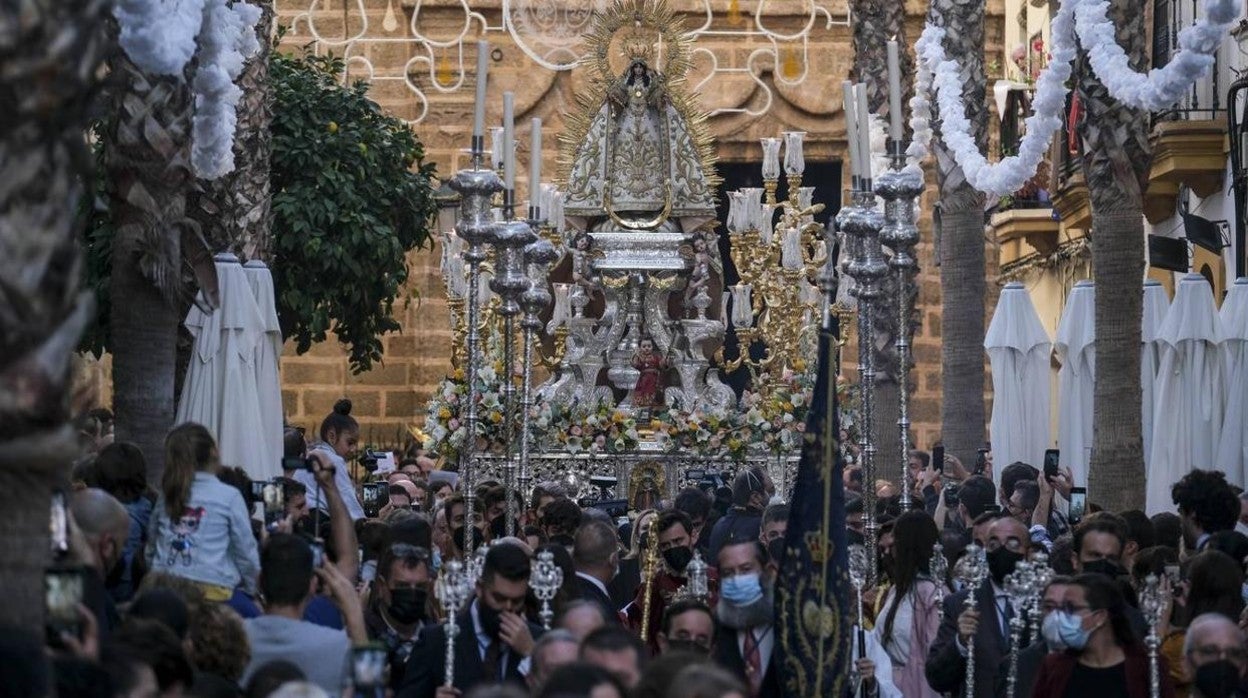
627,510,720,653
366,543,434,690
1159,551,1247,698
398,542,544,698
714,539,780,698
572,520,625,626
707,468,774,564
925,516,1031,698
1031,573,1176,698
874,511,945,698
1183,613,1248,698
993,576,1073,698
1071,513,1154,641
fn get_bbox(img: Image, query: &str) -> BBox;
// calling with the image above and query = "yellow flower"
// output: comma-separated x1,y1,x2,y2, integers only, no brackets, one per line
489,411,503,424
452,368,465,381
793,358,807,372
650,419,662,430
327,121,338,133
437,407,452,420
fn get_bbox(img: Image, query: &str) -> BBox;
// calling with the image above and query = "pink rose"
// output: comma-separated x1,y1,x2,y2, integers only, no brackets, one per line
796,422,806,432
570,426,583,436
595,435,607,447
449,418,460,430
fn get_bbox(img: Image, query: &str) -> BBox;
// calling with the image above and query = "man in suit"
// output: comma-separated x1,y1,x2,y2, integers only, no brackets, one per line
714,539,779,698
398,543,543,698
572,519,623,625
926,516,1032,698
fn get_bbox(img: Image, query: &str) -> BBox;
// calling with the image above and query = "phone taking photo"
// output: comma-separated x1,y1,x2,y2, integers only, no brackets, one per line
362,482,388,518
1068,486,1088,525
932,445,945,473
45,567,87,648
351,644,388,691
975,448,988,475
1043,449,1061,480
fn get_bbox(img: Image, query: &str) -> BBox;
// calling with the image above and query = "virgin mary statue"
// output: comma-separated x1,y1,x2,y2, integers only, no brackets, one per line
562,15,719,236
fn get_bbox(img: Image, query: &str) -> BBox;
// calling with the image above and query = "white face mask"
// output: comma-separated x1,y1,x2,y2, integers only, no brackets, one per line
1235,521,1248,538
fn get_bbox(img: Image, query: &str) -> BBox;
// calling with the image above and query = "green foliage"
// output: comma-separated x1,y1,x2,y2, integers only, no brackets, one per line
78,46,438,373
270,48,437,373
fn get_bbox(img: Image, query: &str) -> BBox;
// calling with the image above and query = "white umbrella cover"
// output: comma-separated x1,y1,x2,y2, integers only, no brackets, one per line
1146,274,1225,514
985,282,1053,486
1056,280,1095,486
1215,278,1248,486
244,260,285,479
1141,279,1170,470
176,253,276,481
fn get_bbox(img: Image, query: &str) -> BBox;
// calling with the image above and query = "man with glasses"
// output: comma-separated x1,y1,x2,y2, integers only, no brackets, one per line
1183,613,1248,698
995,576,1072,698
366,544,433,690
927,517,1032,698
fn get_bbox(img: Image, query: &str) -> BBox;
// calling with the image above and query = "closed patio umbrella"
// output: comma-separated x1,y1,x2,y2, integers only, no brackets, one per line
985,282,1052,485
1146,274,1225,514
1215,278,1248,486
1141,279,1170,470
176,253,276,481
1056,280,1095,486
244,260,284,478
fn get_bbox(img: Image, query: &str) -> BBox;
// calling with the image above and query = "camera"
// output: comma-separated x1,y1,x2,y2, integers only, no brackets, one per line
362,482,389,518
943,482,960,509
686,468,724,491
360,449,384,473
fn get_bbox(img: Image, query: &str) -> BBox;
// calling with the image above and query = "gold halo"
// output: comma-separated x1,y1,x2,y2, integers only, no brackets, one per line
585,0,693,87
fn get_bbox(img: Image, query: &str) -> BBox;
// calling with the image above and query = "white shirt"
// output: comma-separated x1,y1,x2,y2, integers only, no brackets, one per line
296,444,365,521
737,623,775,680
858,626,904,698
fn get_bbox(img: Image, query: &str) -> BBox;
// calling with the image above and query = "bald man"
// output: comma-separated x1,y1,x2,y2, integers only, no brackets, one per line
1183,613,1248,689
70,488,131,635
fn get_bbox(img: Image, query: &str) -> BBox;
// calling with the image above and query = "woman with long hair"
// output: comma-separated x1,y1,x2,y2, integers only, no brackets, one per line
295,399,365,521
145,423,260,601
874,510,945,698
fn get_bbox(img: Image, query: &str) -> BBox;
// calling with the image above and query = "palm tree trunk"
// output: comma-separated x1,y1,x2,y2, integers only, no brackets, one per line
852,0,912,477
1078,0,1152,510
0,0,109,632
104,53,197,484
930,0,989,466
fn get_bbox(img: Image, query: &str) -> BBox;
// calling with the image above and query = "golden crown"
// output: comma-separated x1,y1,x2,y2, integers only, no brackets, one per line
620,14,656,64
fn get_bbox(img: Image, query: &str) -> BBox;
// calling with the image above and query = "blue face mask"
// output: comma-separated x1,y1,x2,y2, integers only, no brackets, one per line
1055,610,1092,650
1041,612,1068,651
721,572,763,605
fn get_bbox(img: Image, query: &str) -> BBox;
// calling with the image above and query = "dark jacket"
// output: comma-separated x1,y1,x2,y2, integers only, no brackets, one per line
396,606,542,698
1030,644,1174,698
708,508,762,563
572,572,622,625
994,640,1048,698
925,583,1012,698
714,625,780,698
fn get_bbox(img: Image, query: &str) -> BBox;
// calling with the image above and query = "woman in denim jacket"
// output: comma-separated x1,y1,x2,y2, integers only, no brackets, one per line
146,423,260,601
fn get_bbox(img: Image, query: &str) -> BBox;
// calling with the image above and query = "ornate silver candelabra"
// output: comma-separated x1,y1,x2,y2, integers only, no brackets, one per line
958,544,989,698
875,142,924,511
436,559,473,687
489,197,537,538
848,543,868,629
531,548,564,629
1140,574,1165,698
684,550,710,602
1027,553,1052,639
449,139,503,557
519,229,558,529
838,177,887,587
1003,560,1037,698
929,542,948,621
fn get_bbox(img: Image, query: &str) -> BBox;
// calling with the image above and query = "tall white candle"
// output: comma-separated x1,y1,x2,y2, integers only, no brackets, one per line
473,40,489,141
529,118,542,209
887,40,904,142
855,83,873,180
842,80,861,179
503,91,515,191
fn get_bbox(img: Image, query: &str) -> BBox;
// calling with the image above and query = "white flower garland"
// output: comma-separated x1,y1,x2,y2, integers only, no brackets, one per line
192,0,263,179
113,0,205,77
910,0,1078,198
1075,0,1241,111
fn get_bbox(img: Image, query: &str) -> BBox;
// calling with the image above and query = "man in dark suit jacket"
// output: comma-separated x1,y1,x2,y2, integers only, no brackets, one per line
572,520,623,625
398,544,543,698
926,517,1032,698
714,539,781,698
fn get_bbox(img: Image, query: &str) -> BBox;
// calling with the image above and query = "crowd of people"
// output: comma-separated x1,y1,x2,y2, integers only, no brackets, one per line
14,400,1248,698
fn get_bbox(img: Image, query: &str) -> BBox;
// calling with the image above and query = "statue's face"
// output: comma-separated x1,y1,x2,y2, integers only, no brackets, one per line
640,339,653,354
694,237,705,251
632,62,645,76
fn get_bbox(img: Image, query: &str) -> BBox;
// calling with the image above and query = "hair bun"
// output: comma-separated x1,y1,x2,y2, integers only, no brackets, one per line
333,398,353,416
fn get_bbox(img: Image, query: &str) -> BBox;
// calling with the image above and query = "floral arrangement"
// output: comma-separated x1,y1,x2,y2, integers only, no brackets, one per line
420,362,510,462
652,408,752,461
910,0,1237,198
535,400,641,455
112,0,261,179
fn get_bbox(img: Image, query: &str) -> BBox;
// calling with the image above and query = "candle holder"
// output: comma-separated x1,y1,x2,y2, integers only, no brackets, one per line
683,550,710,602
957,544,989,698
531,548,564,630
838,180,887,587
875,140,924,512
1027,553,1052,639
1003,561,1036,698
929,542,948,621
848,543,867,628
448,144,504,557
518,235,558,523
1140,574,1165,698
436,559,473,687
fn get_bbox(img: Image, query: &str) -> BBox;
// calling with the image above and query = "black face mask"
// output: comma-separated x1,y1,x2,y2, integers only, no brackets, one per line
1081,558,1123,579
387,587,427,626
1194,659,1243,698
478,601,503,637
663,546,694,574
450,525,483,553
879,552,896,580
987,547,1023,585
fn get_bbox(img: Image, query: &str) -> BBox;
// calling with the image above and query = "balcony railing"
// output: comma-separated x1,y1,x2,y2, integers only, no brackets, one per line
1152,0,1224,123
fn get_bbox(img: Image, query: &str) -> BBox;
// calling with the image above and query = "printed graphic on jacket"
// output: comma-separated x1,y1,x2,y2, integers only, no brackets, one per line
169,506,205,565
